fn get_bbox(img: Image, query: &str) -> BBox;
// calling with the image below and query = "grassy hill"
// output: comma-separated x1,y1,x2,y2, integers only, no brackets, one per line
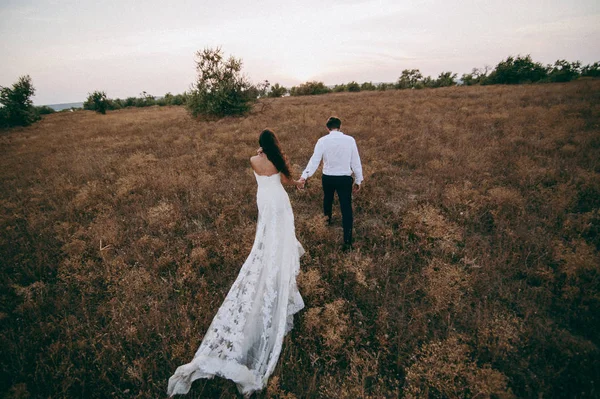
1,80,599,398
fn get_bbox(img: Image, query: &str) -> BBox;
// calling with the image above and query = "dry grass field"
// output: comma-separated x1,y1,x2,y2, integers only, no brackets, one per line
1,80,599,398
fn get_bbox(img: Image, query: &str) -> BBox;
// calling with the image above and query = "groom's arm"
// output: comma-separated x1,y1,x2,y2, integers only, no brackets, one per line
351,139,363,185
301,140,324,181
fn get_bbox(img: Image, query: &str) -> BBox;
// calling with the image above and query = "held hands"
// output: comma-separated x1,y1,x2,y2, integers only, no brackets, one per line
353,183,361,193
295,177,306,190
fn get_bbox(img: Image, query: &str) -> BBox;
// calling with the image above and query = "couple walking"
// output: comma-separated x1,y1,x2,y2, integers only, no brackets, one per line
167,116,363,397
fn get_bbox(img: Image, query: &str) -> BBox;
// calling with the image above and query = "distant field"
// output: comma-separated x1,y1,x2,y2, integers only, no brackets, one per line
1,81,599,398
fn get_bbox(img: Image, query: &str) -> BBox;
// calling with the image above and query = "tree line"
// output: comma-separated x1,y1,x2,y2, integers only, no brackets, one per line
82,91,188,114
1,51,598,127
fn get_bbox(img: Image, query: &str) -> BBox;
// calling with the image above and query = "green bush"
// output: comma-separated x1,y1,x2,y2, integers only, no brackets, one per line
187,47,257,118
333,84,347,92
421,76,435,88
396,69,423,89
134,91,155,107
361,82,377,91
124,97,136,107
83,91,109,114
547,60,581,83
289,81,331,96
581,62,600,77
156,93,175,106
377,83,392,91
171,93,187,106
35,105,55,115
109,98,123,110
346,81,361,92
267,83,287,98
435,71,457,87
484,55,548,85
0,75,40,127
461,67,489,86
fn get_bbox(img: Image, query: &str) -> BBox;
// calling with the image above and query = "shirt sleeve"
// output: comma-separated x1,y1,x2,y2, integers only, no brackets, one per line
302,139,324,179
351,139,363,184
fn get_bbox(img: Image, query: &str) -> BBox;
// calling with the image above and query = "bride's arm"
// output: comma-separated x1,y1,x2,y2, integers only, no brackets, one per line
281,173,304,189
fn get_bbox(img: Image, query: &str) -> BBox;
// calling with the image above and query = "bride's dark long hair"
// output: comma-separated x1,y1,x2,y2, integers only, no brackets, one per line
259,129,291,179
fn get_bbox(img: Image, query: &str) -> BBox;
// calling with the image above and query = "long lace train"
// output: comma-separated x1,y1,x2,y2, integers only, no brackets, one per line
167,172,304,396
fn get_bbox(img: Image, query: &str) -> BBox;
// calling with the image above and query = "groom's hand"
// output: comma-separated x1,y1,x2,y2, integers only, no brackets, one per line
353,183,361,193
297,178,306,190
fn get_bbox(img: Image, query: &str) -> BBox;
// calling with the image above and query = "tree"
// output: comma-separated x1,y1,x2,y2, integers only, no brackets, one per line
289,81,331,96
83,91,109,114
35,105,55,115
435,71,457,87
171,93,187,105
396,69,423,89
187,47,257,118
421,76,435,88
267,83,287,98
346,81,361,92
0,75,40,127
461,67,489,86
581,62,600,77
132,91,156,107
111,98,125,110
484,55,547,85
377,83,392,91
547,60,581,82
361,82,377,91
124,97,137,107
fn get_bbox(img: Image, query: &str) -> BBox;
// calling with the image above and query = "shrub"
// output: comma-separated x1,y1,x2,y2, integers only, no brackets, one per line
0,75,40,127
289,81,331,96
396,69,423,89
157,92,187,106
333,84,347,92
581,62,600,77
360,81,377,91
35,105,55,115
187,47,257,118
124,97,136,107
83,91,109,114
171,93,187,105
547,60,581,83
108,98,123,110
346,81,361,92
267,83,287,98
461,67,489,86
377,82,392,91
435,71,457,87
484,55,548,85
135,91,155,107
422,76,435,88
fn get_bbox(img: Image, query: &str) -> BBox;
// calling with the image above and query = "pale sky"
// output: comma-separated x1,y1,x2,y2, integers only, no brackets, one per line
1,0,599,105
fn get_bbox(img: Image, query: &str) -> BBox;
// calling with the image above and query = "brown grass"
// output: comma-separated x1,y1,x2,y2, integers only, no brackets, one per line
1,80,599,398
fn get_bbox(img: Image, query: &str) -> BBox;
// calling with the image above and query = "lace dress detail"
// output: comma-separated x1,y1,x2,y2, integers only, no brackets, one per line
167,172,304,396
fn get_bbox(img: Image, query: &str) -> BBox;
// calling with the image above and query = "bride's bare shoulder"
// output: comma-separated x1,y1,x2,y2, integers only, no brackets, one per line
250,155,264,173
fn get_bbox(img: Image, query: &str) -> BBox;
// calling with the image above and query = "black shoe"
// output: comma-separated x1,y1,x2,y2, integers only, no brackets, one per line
342,242,353,251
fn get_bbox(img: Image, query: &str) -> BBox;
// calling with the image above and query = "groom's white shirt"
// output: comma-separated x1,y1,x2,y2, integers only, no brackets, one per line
301,130,363,184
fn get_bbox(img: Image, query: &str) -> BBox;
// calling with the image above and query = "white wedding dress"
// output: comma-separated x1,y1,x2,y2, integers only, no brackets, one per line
167,172,304,397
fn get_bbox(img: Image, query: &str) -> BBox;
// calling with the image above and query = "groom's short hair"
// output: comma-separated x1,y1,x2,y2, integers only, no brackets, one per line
326,116,341,130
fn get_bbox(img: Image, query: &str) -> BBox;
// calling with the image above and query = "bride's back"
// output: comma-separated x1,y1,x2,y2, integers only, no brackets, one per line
251,154,279,176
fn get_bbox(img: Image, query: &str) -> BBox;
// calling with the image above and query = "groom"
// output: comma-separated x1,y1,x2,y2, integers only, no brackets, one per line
299,116,363,249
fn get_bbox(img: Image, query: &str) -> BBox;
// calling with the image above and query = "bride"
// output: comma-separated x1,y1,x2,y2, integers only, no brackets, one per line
167,129,305,397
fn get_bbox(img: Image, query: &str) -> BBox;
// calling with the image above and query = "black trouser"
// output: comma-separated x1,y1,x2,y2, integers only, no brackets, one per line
322,174,353,244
